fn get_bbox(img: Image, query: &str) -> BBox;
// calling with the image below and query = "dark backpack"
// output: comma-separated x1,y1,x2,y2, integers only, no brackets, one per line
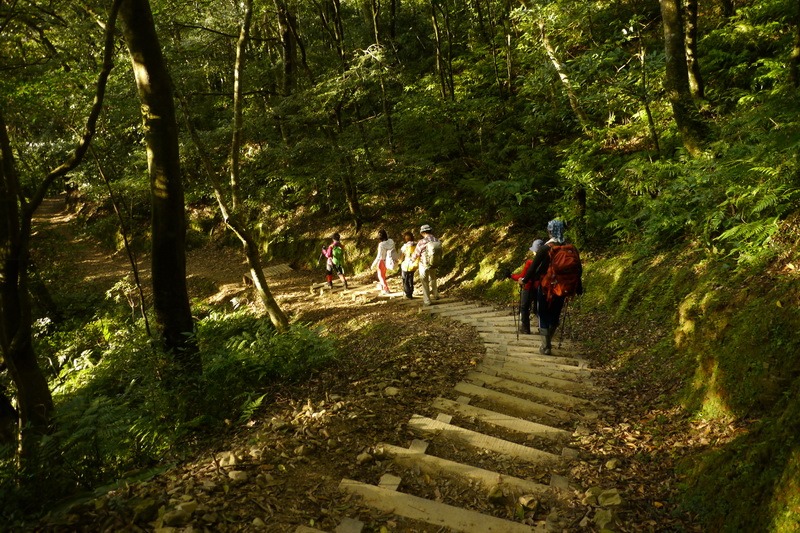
542,244,581,300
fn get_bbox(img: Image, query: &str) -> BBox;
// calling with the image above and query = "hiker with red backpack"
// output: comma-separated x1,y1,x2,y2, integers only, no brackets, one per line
520,219,583,355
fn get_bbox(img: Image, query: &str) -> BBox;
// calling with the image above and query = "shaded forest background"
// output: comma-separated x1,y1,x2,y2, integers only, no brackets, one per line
1,0,799,530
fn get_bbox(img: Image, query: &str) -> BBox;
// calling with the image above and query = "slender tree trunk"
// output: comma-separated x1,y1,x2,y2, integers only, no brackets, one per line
274,0,298,95
369,3,395,151
539,21,591,129
721,0,735,18
389,0,397,40
230,0,252,210
791,0,800,88
430,1,448,99
660,0,705,155
0,0,121,464
441,2,456,99
638,34,661,155
684,0,704,100
120,0,198,367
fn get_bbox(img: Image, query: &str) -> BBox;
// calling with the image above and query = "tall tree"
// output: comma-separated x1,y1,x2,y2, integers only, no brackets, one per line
0,0,121,464
179,0,290,332
539,19,591,130
119,0,198,368
659,0,705,155
684,0,704,99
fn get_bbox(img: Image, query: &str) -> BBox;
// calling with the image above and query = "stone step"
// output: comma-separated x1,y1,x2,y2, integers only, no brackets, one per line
424,301,481,311
466,371,590,409
407,414,561,464
339,478,543,533
430,397,572,441
453,382,583,424
479,363,597,396
379,442,551,497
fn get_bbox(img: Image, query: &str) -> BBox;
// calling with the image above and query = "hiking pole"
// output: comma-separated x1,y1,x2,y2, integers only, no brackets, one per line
558,297,571,349
511,285,519,342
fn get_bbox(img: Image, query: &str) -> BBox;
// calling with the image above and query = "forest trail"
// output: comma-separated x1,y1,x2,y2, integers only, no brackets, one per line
31,199,628,532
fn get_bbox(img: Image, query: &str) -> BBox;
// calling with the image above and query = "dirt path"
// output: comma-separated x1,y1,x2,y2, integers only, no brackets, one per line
29,199,693,532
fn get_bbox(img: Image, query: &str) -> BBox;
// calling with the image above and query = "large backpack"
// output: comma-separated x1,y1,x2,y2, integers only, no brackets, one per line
425,240,443,268
385,247,399,270
542,244,581,300
331,243,344,266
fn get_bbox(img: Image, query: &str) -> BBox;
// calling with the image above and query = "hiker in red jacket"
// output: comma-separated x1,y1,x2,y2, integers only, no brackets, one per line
510,238,544,334
520,220,583,354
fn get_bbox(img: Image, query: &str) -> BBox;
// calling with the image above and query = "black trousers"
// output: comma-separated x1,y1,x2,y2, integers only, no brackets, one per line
402,269,415,297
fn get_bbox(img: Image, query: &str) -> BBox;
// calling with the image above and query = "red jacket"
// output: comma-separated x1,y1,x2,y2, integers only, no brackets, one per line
511,259,538,291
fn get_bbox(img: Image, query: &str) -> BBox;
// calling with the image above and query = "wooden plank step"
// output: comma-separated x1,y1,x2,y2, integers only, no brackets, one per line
453,382,582,423
407,414,560,464
443,309,510,319
466,371,590,409
483,356,595,381
494,349,591,370
379,442,551,496
339,478,541,533
431,398,572,441
425,301,480,311
480,363,597,395
482,356,596,382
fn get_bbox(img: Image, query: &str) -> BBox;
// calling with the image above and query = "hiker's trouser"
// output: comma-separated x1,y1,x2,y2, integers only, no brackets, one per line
519,288,534,333
376,260,390,292
536,288,565,330
419,264,438,304
402,269,415,297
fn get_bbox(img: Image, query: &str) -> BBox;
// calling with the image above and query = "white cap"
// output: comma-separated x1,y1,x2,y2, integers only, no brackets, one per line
529,239,544,253
420,224,432,233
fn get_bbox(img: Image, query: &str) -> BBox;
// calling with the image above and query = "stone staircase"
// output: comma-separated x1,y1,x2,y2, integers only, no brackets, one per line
302,278,605,532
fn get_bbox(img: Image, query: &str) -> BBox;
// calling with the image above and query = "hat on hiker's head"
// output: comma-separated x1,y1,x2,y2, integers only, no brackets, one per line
547,219,566,243
529,239,544,253
420,224,432,234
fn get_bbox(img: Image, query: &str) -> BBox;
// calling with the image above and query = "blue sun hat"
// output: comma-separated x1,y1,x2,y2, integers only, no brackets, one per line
547,219,566,244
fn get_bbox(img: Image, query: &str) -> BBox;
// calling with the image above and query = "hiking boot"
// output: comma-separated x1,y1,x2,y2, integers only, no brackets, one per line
327,281,333,289
538,328,550,354
518,324,531,335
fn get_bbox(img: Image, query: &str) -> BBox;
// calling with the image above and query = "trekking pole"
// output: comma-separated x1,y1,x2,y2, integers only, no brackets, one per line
516,286,522,342
558,297,570,349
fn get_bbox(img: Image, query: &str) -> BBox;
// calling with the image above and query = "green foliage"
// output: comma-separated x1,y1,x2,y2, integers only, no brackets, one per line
197,312,339,420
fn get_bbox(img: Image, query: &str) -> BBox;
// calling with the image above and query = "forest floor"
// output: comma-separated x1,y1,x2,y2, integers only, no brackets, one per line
29,198,700,532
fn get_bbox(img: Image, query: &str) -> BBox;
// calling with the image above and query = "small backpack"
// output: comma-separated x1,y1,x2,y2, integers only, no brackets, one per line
542,244,581,300
425,240,443,268
385,247,399,270
331,243,344,266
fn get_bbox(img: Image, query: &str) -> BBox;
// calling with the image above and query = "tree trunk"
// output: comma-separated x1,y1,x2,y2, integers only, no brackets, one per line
790,0,800,88
720,0,735,18
684,0,704,100
175,84,291,332
0,0,121,465
659,0,705,155
430,1,448,99
638,33,661,155
119,0,198,368
230,0,253,210
274,0,298,95
539,21,591,130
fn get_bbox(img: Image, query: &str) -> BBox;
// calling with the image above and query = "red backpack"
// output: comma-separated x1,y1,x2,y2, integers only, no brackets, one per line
542,244,582,300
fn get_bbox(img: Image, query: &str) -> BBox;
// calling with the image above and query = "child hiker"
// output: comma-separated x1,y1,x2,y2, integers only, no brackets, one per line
321,232,348,289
